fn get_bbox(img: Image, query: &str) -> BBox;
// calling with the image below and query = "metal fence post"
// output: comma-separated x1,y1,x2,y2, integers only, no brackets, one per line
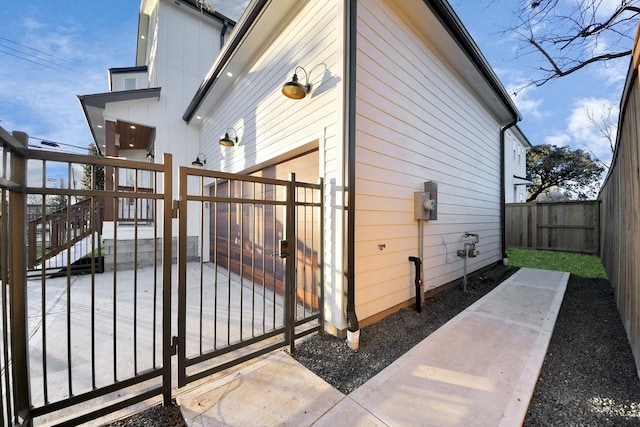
162,153,173,406
9,131,31,423
286,173,297,354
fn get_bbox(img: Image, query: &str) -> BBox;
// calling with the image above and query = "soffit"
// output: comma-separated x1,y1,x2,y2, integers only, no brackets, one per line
186,0,300,124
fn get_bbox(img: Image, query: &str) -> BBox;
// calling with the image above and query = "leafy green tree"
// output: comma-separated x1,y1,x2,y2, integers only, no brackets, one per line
81,143,104,192
526,144,604,201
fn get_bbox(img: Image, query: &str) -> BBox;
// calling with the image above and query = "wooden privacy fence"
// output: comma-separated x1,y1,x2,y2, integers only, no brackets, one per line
599,44,640,378
505,201,600,254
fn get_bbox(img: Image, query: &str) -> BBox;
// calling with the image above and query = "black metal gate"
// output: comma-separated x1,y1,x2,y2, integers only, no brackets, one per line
176,167,323,387
0,127,323,425
1,129,174,425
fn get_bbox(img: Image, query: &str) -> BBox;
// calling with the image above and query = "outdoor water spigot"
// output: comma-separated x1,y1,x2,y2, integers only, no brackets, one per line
464,232,479,243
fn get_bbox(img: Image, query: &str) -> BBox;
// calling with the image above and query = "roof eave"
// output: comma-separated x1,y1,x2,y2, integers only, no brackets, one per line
423,0,521,125
78,87,161,156
183,0,269,122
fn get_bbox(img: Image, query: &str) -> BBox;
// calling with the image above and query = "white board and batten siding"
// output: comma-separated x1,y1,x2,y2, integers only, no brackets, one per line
354,0,503,321
195,1,348,328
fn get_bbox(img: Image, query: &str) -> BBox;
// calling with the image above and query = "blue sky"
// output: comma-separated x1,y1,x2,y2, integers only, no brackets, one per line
452,0,628,170
0,0,629,169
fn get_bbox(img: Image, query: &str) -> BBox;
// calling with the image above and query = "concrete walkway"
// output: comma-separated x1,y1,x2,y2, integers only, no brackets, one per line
175,267,569,427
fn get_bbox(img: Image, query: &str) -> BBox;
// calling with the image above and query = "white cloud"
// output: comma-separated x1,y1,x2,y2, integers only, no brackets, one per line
537,97,617,168
594,57,629,87
511,84,547,120
591,0,623,18
544,132,572,146
567,97,618,166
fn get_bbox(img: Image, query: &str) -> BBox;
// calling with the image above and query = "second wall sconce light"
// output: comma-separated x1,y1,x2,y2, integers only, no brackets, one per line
219,127,239,147
192,153,206,167
282,66,311,99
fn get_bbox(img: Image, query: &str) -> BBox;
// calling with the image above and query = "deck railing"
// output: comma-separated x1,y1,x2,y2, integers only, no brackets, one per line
116,186,154,222
27,198,103,269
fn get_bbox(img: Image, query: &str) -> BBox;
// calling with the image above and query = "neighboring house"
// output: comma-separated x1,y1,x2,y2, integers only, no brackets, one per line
78,0,235,265
505,125,532,203
183,0,521,337
534,189,571,202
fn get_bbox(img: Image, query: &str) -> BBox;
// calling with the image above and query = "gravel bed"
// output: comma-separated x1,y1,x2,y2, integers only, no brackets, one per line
106,400,185,426
108,264,640,426
524,275,640,426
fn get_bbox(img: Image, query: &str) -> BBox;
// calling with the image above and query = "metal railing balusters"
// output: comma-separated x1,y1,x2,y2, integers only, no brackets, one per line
239,180,244,341
66,192,73,398
112,171,119,382
213,180,218,349
227,188,232,346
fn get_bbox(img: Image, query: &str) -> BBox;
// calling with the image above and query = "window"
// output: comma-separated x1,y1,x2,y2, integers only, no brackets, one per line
517,146,522,164
124,78,136,90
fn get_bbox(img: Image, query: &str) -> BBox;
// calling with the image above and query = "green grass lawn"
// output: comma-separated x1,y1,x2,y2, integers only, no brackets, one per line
506,248,608,279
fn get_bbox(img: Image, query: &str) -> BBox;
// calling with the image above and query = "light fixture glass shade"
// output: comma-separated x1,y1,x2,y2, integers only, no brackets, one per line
218,128,238,147
282,76,307,99
282,67,311,99
218,133,236,147
192,154,206,167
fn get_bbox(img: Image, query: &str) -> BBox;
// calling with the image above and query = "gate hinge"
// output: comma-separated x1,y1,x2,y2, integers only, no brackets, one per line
171,336,178,356
172,200,179,218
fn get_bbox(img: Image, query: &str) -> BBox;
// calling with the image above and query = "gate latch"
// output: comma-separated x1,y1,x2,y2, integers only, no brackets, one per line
172,200,179,218
277,240,290,258
171,336,178,356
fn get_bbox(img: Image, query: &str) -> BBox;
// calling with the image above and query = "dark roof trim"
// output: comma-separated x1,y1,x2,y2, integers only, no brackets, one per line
424,0,521,122
183,0,268,122
513,175,533,184
78,88,161,157
176,0,237,24
599,58,635,192
184,0,520,123
78,87,161,109
110,66,148,74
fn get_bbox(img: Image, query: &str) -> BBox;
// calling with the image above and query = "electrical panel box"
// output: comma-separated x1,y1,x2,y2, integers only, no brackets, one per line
414,181,438,220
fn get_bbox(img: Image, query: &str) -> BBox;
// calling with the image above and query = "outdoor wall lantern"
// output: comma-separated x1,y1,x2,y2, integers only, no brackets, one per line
191,153,206,167
282,66,311,99
219,127,239,147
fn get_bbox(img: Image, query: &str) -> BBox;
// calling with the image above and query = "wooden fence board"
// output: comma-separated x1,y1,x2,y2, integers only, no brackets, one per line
506,201,600,254
599,57,640,377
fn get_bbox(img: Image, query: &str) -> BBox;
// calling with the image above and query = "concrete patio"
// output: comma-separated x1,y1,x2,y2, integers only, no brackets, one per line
25,267,567,426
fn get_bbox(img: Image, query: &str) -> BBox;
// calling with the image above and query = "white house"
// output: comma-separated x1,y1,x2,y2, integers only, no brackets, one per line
505,125,532,203
78,0,235,265
183,0,521,339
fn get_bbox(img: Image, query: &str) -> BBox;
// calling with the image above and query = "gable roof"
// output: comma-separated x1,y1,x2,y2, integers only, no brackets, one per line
183,0,520,125
137,0,237,67
422,0,520,124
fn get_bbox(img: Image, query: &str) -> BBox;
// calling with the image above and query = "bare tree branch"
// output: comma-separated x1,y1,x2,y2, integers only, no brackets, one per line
585,103,617,155
502,0,640,88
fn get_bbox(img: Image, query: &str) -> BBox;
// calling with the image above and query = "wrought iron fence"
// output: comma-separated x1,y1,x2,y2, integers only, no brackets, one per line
0,126,324,425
